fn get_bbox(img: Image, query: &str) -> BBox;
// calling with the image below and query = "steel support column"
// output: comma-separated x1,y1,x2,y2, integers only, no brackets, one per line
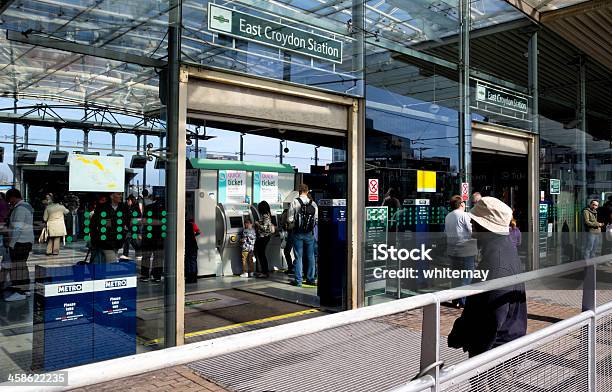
349,0,365,309
165,0,186,347
143,135,147,187
12,95,17,186
240,133,245,161
23,124,29,148
419,302,441,389
528,31,539,270
459,0,471,193
583,263,596,392
55,127,61,151
578,58,587,208
83,129,89,152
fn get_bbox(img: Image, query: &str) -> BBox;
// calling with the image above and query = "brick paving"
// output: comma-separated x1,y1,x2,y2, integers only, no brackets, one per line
68,293,585,391
71,365,229,392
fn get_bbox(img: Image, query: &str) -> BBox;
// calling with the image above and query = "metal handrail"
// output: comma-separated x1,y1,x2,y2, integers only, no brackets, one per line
387,310,595,392
9,253,612,391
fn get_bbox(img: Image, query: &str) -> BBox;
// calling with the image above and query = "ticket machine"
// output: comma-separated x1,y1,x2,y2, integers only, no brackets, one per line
188,159,296,277
216,203,252,276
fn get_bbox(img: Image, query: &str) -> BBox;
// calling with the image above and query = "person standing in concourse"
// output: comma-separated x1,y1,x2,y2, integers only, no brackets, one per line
287,184,318,287
583,199,603,260
90,192,128,263
4,189,34,302
42,193,69,256
448,197,527,358
254,201,274,278
471,192,482,205
139,195,165,282
444,195,478,307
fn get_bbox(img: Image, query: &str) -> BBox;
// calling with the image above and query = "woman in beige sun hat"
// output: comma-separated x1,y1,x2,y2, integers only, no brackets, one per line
448,196,527,358
468,196,513,235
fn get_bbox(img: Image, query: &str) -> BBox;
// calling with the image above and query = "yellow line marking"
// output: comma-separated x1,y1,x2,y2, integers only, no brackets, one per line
143,309,320,346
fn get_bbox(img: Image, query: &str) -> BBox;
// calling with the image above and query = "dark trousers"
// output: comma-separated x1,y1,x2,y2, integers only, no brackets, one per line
139,249,164,279
9,242,32,292
255,236,271,275
185,251,198,283
284,234,294,272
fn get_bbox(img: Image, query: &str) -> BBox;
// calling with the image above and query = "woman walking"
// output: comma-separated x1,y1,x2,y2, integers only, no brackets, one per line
254,201,275,278
43,193,69,256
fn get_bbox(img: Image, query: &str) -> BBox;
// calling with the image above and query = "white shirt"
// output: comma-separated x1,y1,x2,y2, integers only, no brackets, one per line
444,208,477,257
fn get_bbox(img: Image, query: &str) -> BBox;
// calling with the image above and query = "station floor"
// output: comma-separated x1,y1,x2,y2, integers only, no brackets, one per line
70,279,612,392
0,241,324,382
3,243,612,391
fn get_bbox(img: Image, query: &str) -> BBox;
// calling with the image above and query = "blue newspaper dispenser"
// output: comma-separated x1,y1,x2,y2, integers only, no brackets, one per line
33,264,94,371
92,261,137,361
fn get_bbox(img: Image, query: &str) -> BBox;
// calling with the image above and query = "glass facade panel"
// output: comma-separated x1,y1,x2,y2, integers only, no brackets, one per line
181,0,362,95
0,100,170,380
0,0,611,382
364,40,461,302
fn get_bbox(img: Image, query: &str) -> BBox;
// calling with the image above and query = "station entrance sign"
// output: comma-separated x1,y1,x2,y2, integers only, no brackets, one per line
208,3,343,64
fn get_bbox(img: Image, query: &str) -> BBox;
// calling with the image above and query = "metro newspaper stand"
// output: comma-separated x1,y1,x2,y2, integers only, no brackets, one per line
33,261,137,371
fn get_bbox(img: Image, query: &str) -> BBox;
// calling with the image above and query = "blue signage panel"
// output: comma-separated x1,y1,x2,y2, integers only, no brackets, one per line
317,199,347,307
93,261,137,362
33,265,94,371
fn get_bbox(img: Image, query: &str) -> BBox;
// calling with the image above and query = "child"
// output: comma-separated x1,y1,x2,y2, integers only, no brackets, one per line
240,218,256,278
509,219,522,249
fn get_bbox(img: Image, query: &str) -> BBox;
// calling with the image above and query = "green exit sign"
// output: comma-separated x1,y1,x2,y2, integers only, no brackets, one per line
549,179,560,195
208,3,343,64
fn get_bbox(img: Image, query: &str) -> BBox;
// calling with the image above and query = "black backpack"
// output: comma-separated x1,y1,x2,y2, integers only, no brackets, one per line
295,198,316,233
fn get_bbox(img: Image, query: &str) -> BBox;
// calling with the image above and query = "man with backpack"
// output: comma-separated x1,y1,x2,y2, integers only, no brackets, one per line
288,184,318,287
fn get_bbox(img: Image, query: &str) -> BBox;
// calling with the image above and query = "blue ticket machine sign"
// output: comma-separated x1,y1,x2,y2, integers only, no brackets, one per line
93,261,137,362
317,199,347,308
33,265,94,371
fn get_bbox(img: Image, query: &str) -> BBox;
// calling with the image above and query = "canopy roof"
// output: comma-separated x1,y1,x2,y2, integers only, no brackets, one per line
0,0,595,114
189,158,295,173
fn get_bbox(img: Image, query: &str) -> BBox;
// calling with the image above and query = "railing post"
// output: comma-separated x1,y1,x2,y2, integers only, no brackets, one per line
582,265,597,391
420,301,440,391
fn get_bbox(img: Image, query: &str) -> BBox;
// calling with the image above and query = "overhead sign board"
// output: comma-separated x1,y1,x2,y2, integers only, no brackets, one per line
475,81,529,114
208,3,343,64
69,154,125,192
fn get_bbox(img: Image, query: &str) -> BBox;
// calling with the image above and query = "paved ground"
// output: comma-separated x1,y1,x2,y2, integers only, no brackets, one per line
71,365,229,392
68,288,589,392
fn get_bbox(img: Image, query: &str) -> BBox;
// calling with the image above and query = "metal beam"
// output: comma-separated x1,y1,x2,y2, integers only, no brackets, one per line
540,0,611,23
165,0,185,348
0,112,173,137
459,0,470,187
412,18,534,52
239,0,457,70
0,0,14,15
469,69,530,94
6,30,166,68
504,0,540,22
